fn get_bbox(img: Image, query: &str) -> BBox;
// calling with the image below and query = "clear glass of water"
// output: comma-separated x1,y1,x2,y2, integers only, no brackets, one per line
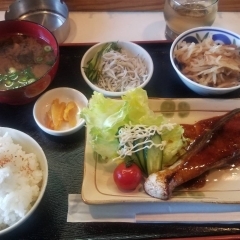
163,0,218,40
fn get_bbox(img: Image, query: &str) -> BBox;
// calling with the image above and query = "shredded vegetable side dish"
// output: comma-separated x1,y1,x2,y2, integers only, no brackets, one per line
98,50,148,92
174,38,240,88
84,42,149,92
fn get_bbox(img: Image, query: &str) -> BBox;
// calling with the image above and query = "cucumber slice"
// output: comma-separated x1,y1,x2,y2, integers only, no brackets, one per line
134,138,147,175
144,134,163,176
125,153,144,172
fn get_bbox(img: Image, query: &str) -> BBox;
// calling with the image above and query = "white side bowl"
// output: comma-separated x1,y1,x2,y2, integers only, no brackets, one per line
33,87,88,136
0,127,48,236
170,27,240,96
81,41,154,97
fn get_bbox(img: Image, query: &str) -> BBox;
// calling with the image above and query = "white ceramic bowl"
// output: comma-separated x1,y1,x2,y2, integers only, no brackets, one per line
81,41,154,97
170,27,240,96
0,127,48,236
33,87,88,136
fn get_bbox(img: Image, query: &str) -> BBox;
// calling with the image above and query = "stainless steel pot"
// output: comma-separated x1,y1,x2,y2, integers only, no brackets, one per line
5,0,70,43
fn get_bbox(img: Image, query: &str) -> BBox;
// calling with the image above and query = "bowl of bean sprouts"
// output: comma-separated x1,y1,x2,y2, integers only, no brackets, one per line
81,41,154,97
170,27,240,96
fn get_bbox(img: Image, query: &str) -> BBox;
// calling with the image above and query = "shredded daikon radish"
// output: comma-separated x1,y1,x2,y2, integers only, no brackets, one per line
115,123,176,158
97,50,148,92
174,38,240,88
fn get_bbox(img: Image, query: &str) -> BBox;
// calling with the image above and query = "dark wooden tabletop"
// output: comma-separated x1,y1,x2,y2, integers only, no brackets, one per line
1,0,240,12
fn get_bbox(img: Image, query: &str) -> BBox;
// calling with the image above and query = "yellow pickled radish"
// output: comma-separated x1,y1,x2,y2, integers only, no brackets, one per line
45,98,78,130
63,101,78,127
51,99,66,130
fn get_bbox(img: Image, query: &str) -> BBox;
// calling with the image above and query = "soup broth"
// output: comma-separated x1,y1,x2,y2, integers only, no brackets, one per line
0,34,56,90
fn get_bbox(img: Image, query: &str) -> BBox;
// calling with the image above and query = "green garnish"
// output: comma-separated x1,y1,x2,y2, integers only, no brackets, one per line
83,42,121,83
0,74,5,82
23,68,35,79
1,67,38,89
35,57,43,63
27,78,36,84
8,73,18,81
18,76,28,84
44,45,52,52
5,80,13,87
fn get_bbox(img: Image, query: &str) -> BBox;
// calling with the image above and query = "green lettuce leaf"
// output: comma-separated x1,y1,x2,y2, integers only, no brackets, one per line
161,124,185,168
81,88,185,166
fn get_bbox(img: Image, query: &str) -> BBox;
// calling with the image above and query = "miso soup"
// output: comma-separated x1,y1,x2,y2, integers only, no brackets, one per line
0,34,56,90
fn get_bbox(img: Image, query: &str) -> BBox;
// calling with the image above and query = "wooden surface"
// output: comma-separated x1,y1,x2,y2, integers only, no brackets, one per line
1,0,240,12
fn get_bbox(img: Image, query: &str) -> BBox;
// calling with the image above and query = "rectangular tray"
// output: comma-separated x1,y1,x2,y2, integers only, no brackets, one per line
82,97,240,204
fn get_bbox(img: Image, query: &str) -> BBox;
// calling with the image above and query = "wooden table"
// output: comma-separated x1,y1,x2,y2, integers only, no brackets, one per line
1,0,240,12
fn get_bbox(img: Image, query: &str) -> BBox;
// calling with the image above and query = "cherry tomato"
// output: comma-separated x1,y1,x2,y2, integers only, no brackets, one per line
113,161,142,191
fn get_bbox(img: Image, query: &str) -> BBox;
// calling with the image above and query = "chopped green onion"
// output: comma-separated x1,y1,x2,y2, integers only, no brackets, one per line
27,78,36,84
35,57,43,63
18,76,28,84
5,80,13,87
8,73,18,81
23,68,35,79
44,45,52,52
13,85,21,89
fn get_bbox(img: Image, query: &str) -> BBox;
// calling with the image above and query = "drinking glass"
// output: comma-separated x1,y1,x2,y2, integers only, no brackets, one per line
163,0,218,40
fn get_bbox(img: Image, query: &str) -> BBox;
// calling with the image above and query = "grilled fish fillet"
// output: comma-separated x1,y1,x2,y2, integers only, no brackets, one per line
144,109,240,200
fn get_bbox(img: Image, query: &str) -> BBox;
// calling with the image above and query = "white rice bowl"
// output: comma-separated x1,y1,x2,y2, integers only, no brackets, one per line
0,127,48,235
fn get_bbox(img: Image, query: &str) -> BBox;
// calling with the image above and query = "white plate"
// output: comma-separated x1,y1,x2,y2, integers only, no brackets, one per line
82,98,240,204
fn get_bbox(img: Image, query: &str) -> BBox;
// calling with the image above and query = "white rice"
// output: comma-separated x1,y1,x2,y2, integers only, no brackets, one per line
0,133,43,230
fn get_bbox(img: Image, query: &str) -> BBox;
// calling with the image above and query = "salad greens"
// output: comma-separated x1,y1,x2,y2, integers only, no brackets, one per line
83,42,121,83
81,88,186,175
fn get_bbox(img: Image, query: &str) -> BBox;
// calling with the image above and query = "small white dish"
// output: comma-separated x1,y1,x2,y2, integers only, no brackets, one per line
33,87,88,136
0,127,48,235
81,41,154,97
